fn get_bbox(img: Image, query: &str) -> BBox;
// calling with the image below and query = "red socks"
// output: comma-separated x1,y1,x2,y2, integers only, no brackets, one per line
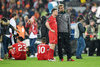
48,49,54,59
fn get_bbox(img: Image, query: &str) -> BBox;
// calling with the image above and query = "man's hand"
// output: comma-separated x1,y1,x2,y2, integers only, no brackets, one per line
15,29,20,33
28,20,31,24
8,46,13,49
45,22,55,33
51,29,55,33
17,30,20,33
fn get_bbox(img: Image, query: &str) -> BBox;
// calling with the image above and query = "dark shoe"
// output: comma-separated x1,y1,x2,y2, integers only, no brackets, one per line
88,55,93,56
88,54,93,56
97,55,100,56
60,58,64,61
80,55,83,59
76,57,81,59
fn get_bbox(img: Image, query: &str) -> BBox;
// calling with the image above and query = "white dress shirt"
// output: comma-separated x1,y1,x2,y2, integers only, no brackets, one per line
9,18,17,35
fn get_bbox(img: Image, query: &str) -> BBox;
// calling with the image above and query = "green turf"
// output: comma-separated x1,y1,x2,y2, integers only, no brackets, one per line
0,54,100,67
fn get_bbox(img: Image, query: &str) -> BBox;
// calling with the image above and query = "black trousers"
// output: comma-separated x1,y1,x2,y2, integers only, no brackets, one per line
97,39,100,56
89,40,100,56
58,32,72,59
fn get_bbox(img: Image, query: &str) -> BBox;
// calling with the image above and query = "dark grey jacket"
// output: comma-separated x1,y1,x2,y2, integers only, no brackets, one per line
56,11,70,33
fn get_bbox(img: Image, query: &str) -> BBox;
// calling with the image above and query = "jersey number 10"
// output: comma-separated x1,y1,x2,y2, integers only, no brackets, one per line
38,46,45,54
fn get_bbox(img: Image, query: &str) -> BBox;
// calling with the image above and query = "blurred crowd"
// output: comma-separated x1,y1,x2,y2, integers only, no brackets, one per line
0,0,51,31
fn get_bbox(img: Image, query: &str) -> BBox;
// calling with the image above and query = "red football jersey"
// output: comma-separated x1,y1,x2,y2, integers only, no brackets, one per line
37,43,50,60
47,15,57,34
47,15,58,44
12,42,26,60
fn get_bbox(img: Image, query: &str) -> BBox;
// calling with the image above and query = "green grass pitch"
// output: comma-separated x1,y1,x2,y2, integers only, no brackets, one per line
0,54,100,67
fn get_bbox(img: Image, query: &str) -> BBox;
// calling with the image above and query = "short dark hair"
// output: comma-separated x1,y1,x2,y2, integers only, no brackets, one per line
77,15,84,21
2,17,7,22
18,37,23,41
51,8,57,13
58,4,64,9
41,37,46,43
12,13,16,17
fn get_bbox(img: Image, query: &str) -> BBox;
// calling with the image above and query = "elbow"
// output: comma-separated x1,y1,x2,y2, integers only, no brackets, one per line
45,22,47,27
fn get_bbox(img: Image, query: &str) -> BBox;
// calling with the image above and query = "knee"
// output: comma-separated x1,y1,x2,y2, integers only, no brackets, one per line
82,45,86,49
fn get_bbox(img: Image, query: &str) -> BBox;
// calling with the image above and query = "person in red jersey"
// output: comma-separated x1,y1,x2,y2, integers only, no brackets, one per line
37,37,50,60
45,8,58,61
8,37,26,60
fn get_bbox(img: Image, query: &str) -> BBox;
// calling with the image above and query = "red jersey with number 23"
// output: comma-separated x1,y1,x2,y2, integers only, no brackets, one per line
12,42,26,60
37,43,50,60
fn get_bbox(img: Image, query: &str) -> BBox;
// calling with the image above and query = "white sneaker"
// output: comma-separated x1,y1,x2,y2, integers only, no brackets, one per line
34,53,37,57
48,58,56,62
30,55,34,58
11,57,15,60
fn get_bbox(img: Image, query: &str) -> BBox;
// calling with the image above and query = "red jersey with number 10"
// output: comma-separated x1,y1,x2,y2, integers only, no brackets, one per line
37,43,50,60
12,42,26,60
